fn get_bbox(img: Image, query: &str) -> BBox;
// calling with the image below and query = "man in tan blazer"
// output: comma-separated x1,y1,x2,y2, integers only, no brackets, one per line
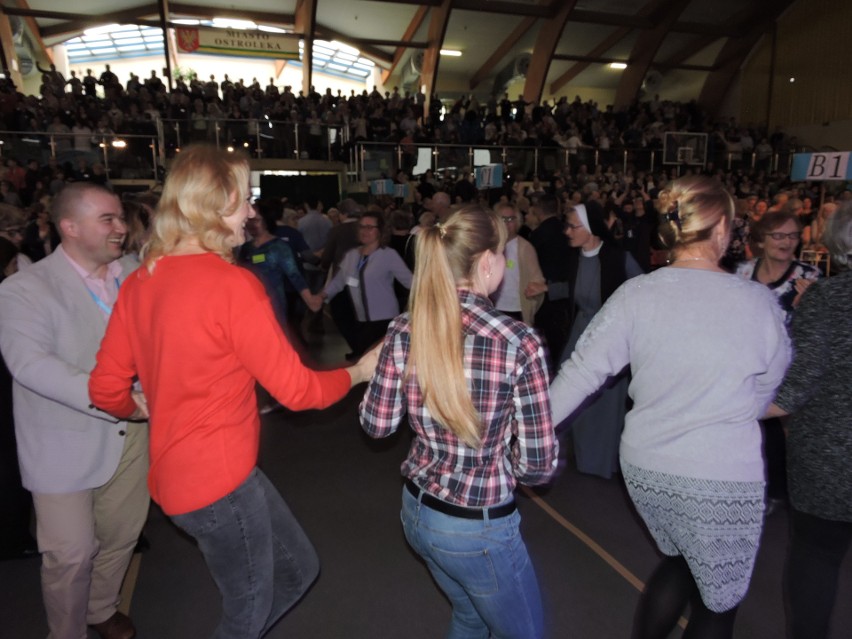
0,183,149,639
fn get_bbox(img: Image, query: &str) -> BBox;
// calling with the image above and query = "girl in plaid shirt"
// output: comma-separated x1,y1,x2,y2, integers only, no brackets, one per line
360,204,558,639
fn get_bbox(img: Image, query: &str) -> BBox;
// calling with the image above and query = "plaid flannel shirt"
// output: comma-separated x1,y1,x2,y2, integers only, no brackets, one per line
360,289,558,507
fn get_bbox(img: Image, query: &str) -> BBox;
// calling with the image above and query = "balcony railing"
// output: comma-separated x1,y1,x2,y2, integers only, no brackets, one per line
1,119,798,187
0,129,161,180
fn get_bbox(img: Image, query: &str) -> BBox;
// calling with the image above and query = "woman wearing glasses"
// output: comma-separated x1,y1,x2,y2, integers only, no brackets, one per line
736,210,822,515
736,210,821,328
322,212,413,357
528,200,642,479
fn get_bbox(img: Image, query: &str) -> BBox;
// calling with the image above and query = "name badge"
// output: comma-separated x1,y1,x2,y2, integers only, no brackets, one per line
346,277,360,288
251,254,266,264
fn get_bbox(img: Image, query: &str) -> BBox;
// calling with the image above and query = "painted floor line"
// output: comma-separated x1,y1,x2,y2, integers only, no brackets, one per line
521,486,688,630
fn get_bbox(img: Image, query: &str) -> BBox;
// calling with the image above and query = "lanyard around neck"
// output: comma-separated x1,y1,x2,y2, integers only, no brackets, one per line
86,276,121,317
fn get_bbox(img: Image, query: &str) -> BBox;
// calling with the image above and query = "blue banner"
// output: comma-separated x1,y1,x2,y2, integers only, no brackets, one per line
370,179,394,195
791,152,852,181
475,164,503,189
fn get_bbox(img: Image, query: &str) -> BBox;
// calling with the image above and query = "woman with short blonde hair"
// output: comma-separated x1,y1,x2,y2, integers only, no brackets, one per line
360,204,558,639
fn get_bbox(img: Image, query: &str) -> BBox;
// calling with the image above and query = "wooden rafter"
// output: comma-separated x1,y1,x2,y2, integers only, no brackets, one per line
698,0,796,116
295,0,317,96
36,6,158,39
9,0,52,63
550,0,679,96
522,1,577,104
420,0,452,109
549,26,630,95
314,25,393,66
612,0,691,110
660,5,759,68
469,16,535,91
382,5,428,84
0,13,23,88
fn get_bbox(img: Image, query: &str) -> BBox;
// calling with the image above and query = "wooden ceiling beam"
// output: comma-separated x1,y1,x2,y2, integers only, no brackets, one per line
8,0,53,62
469,15,536,91
549,26,630,94
0,13,23,88
421,0,452,111
382,5,428,84
522,1,577,104
661,4,761,68
33,5,159,38
169,3,294,27
294,0,317,96
613,0,691,110
698,0,796,117
315,25,393,65
452,0,552,18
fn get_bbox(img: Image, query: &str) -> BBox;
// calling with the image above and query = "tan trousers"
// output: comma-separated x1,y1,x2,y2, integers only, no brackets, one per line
32,422,149,639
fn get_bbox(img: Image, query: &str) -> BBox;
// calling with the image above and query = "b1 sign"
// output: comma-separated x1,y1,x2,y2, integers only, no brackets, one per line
791,152,852,181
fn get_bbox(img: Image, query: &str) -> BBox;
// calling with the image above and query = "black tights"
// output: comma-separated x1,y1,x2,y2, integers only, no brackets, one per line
632,556,739,639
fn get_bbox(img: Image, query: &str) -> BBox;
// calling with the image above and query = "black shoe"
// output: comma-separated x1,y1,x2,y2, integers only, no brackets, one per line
0,536,39,561
133,532,150,554
765,497,786,517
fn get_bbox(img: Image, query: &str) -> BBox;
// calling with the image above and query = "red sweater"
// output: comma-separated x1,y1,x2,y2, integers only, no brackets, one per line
89,253,351,515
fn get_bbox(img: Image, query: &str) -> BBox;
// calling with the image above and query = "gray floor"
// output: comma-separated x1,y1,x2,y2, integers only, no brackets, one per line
2,323,851,638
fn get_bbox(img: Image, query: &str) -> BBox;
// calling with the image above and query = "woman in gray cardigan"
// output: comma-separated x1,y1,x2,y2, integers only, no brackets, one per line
767,202,852,639
550,176,790,639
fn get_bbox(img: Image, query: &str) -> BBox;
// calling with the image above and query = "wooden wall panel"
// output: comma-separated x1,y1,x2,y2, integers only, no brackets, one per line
740,0,852,129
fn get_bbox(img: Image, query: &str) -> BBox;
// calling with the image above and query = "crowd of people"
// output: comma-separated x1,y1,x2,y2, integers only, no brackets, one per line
0,65,849,639
1,63,802,173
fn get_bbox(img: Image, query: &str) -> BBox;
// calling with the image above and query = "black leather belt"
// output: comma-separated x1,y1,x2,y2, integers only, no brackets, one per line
405,480,516,520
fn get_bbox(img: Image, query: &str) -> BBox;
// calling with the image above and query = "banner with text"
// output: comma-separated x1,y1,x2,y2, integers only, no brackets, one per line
475,164,503,189
176,27,301,60
791,152,852,181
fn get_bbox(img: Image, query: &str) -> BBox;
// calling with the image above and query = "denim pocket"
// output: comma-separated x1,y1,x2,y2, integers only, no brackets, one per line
428,544,499,596
171,503,220,536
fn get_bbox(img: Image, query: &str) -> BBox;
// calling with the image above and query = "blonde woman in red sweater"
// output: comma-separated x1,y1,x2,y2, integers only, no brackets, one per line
89,145,377,639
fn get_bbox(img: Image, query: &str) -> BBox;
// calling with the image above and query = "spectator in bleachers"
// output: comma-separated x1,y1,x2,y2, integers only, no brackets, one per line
0,204,31,270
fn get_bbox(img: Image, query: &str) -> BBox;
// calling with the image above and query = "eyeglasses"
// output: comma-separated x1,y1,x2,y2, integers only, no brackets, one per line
358,224,379,230
765,231,801,241
564,223,584,231
501,216,518,223
1,227,24,236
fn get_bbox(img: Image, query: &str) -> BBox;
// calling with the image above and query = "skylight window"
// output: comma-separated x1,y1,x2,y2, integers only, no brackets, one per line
66,25,165,61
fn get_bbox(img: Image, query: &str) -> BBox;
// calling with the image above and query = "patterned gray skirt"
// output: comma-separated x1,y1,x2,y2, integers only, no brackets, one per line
622,460,765,612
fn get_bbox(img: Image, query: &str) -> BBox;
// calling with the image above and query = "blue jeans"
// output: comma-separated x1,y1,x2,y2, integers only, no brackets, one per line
171,468,319,639
400,486,544,639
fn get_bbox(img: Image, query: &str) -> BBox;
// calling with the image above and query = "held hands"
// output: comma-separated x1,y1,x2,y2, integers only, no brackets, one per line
128,390,149,421
524,281,548,298
306,292,324,313
345,341,382,386
792,278,813,308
